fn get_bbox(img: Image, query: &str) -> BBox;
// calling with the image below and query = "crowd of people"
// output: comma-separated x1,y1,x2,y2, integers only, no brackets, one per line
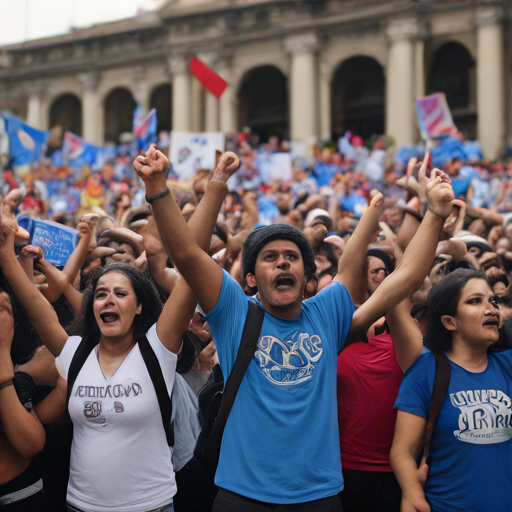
1,124,512,512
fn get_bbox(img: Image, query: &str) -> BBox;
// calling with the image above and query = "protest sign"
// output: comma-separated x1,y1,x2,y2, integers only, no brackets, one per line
133,107,157,149
62,132,101,172
18,216,78,266
415,93,456,140
170,131,225,179
256,152,293,184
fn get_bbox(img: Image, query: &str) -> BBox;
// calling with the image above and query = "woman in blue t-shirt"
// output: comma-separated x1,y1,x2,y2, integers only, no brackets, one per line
390,269,512,512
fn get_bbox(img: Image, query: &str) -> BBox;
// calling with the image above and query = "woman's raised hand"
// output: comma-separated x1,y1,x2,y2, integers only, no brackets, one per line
0,216,16,261
133,145,170,194
212,151,240,183
426,169,455,219
21,245,44,260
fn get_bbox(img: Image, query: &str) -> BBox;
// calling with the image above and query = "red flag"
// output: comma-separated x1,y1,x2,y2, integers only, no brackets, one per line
190,57,228,99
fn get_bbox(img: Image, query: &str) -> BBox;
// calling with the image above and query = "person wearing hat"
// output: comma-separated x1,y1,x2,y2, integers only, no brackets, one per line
134,147,455,511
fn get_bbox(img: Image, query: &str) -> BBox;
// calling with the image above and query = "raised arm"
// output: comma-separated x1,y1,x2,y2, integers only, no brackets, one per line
386,298,424,372
134,146,225,315
62,217,96,285
36,257,84,315
142,220,177,297
0,223,68,357
0,340,46,459
348,170,454,343
153,151,240,353
334,192,383,305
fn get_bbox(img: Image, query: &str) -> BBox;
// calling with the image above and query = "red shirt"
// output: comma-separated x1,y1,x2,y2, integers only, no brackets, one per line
337,331,403,472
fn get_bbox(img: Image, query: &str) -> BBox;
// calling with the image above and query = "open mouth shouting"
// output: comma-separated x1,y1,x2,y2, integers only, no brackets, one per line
483,316,500,329
273,273,297,291
100,312,120,324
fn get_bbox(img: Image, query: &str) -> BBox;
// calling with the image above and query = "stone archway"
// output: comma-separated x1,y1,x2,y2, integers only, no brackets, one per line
150,83,172,133
428,42,476,139
238,65,288,143
331,56,385,142
104,87,136,143
49,93,82,135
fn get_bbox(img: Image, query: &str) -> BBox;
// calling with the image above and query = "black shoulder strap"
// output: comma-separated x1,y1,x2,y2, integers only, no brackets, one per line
210,302,265,444
417,352,451,466
67,336,98,404
137,333,174,447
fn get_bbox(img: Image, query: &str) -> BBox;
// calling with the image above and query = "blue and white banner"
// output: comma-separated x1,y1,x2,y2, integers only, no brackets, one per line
2,114,49,166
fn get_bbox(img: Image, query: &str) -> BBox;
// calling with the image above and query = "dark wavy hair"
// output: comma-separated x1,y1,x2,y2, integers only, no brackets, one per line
71,263,163,341
424,268,489,353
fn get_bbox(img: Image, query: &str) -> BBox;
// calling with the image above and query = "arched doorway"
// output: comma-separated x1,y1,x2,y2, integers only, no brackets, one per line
238,65,288,143
49,94,82,135
331,56,385,142
104,87,136,143
150,83,172,133
428,42,476,139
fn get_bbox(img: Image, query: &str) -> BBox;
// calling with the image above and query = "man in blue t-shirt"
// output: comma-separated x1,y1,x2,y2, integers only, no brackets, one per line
134,147,455,511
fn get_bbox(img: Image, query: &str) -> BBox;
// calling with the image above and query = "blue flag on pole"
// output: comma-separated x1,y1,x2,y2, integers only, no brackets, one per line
133,107,157,149
2,114,49,166
62,131,101,169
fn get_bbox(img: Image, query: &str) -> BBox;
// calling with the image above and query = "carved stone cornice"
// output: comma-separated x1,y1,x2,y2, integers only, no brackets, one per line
78,71,98,91
475,6,503,26
386,17,426,41
167,54,189,75
283,33,320,54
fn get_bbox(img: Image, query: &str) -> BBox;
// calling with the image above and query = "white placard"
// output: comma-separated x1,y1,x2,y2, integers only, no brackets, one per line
170,131,225,179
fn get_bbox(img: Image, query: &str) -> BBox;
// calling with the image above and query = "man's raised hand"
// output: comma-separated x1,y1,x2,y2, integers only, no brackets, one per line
212,151,240,183
426,169,455,219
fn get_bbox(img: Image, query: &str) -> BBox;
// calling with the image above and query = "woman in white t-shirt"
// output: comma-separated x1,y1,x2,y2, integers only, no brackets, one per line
0,147,240,512
0,249,184,512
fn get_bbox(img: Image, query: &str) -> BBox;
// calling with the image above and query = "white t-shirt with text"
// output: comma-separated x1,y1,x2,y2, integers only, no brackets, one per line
57,324,177,512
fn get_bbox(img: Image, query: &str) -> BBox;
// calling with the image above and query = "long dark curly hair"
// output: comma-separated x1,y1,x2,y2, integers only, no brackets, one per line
424,268,489,353
71,263,163,341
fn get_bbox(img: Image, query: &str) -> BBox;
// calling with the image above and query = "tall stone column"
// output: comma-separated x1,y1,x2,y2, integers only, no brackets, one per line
133,66,151,114
26,83,44,129
79,72,100,144
205,92,219,132
218,56,236,133
414,40,425,100
191,76,203,132
169,55,192,132
198,53,220,132
319,55,331,141
386,19,419,148
285,33,320,142
476,7,504,159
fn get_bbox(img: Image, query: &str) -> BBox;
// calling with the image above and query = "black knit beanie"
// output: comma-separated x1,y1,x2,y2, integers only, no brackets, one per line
242,224,316,280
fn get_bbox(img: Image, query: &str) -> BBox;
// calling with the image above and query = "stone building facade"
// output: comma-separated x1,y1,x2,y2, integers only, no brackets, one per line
0,0,510,158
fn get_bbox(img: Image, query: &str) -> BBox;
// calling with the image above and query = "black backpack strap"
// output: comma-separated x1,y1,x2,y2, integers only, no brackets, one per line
417,352,451,466
210,303,264,442
137,333,174,447
67,336,98,405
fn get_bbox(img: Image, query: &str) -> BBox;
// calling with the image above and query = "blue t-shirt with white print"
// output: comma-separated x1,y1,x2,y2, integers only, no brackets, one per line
395,350,512,512
206,270,354,504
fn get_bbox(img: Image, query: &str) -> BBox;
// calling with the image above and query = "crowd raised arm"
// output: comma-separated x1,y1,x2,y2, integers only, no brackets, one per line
3,134,512,512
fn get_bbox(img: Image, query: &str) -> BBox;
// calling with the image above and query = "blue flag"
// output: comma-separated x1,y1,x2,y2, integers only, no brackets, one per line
62,131,101,169
133,107,157,149
2,114,49,166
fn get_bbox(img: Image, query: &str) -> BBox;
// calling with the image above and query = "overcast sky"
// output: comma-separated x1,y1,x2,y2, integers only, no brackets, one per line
0,0,165,46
